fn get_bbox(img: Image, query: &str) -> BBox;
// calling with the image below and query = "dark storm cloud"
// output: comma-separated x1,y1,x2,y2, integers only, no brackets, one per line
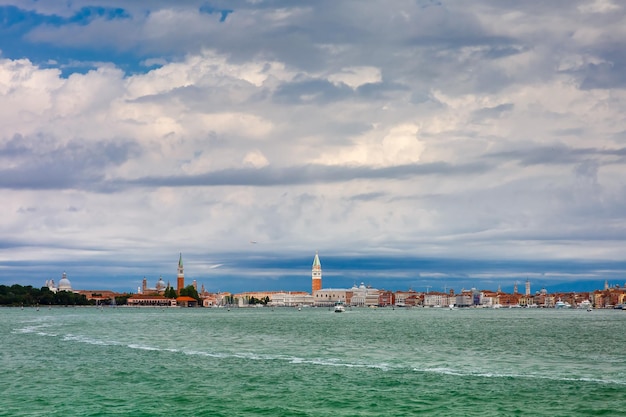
120,161,491,188
579,50,626,90
2,0,525,77
486,145,626,167
356,81,408,99
471,103,514,122
272,79,354,104
349,192,388,202
194,252,626,293
0,135,141,190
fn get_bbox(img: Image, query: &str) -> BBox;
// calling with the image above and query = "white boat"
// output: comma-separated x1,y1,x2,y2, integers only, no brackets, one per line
555,299,571,309
334,302,346,313
578,300,592,311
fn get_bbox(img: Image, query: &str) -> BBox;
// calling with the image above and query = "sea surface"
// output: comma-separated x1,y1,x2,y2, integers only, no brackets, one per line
2,306,625,416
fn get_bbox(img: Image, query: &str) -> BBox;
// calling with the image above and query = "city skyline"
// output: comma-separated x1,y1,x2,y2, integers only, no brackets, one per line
1,1,626,292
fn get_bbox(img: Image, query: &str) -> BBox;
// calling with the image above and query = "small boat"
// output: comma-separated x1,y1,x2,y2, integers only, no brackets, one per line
334,302,346,313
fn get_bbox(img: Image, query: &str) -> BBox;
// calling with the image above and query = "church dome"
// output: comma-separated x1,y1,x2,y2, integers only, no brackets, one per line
156,276,166,290
58,272,72,291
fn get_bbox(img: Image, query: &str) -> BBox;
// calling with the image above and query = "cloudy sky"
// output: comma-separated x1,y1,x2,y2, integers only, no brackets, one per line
1,0,626,294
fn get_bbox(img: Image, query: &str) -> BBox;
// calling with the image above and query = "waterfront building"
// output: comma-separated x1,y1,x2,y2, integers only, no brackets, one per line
480,290,498,307
75,290,120,303
455,293,472,307
201,293,218,307
405,293,422,307
498,292,522,307
394,290,420,307
424,292,449,307
525,279,531,296
349,283,380,307
312,252,322,294
176,296,198,307
531,288,549,307
378,290,395,307
127,294,176,307
313,288,348,306
270,292,314,307
235,291,281,306
177,253,184,294
518,294,533,307
543,294,556,308
470,288,481,306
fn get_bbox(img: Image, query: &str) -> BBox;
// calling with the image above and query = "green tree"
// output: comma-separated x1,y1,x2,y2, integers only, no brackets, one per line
179,285,200,301
0,284,90,306
115,294,131,305
164,285,176,299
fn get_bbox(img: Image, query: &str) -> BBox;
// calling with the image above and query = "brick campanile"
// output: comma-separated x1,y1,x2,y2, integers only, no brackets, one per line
312,251,322,294
177,253,185,294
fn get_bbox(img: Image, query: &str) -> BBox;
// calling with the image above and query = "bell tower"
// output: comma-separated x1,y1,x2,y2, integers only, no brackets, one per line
312,251,322,294
177,253,185,294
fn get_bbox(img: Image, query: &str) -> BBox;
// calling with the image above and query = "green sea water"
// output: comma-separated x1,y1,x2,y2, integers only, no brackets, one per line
2,306,625,416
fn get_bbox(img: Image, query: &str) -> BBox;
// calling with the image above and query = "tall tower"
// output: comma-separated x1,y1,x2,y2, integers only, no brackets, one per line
525,279,531,296
312,251,322,294
177,253,185,294
513,282,518,294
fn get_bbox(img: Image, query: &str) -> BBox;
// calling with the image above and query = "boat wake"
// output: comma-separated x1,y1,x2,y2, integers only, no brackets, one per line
417,366,625,385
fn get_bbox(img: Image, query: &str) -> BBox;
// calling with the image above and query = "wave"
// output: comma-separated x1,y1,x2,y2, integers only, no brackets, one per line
13,323,626,386
12,323,58,337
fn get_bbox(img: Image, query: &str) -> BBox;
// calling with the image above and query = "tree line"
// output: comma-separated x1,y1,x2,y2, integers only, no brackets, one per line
0,284,92,306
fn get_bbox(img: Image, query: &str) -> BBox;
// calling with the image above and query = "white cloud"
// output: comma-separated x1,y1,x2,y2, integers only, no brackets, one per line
1,1,626,291
243,150,270,168
578,0,621,14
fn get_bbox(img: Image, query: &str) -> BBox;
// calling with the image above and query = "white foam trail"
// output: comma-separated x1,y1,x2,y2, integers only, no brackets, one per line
415,367,626,385
127,344,160,351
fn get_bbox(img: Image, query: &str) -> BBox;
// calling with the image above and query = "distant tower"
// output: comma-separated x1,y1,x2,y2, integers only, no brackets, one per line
192,279,197,291
525,279,531,296
513,282,518,294
177,253,185,294
604,280,609,291
312,251,322,294
497,284,502,293
142,277,147,294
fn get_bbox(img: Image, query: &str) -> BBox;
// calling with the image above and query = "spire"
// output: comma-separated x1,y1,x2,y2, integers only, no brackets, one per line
312,251,321,268
179,252,183,268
